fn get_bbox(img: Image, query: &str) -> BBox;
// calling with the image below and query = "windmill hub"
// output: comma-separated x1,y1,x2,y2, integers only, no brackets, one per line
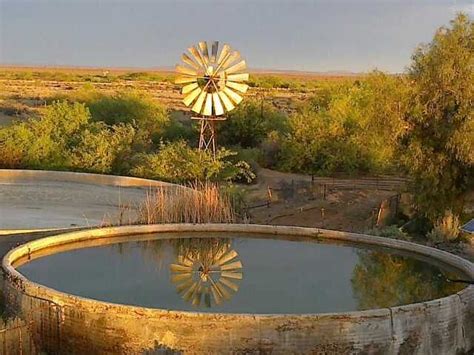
175,41,249,155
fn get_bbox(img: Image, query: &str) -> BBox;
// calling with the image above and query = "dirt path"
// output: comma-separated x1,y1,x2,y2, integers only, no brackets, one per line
243,168,405,233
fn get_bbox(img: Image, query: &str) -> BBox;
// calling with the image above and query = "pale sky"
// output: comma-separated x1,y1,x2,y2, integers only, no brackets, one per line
0,0,473,73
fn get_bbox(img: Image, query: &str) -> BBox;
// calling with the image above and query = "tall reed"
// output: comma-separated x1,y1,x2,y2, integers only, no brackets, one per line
136,182,236,224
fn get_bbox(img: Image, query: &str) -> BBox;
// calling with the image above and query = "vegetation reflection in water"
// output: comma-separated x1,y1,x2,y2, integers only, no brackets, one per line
351,250,463,310
16,235,466,313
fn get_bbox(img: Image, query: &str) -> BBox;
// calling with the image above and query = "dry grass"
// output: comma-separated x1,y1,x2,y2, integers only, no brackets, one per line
136,183,236,224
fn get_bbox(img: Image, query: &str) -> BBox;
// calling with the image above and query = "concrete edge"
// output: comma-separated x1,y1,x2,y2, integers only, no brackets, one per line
0,169,186,234
3,223,473,320
0,169,179,188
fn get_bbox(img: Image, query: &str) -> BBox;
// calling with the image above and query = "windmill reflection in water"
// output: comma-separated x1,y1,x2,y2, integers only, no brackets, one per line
170,238,243,308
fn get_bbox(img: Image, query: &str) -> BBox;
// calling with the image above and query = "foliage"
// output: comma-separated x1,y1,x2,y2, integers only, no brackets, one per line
0,101,136,174
402,14,474,219
365,225,411,241
279,72,408,175
0,101,90,169
69,123,136,174
427,210,461,242
219,99,289,148
60,87,170,149
130,140,255,184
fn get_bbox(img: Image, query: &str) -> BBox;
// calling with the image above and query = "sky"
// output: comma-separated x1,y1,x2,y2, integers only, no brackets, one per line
0,0,473,73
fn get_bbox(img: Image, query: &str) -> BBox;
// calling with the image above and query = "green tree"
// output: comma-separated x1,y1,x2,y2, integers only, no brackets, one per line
403,13,474,219
219,100,288,148
70,123,136,174
279,73,408,175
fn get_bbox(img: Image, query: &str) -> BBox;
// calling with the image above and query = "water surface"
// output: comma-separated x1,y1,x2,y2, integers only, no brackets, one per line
16,233,465,314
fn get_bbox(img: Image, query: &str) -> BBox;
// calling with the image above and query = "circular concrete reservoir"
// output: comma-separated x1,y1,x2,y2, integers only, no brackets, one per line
3,224,474,354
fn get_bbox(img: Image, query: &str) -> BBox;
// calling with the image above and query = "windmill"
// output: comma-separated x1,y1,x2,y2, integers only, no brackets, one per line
170,240,243,308
175,41,249,155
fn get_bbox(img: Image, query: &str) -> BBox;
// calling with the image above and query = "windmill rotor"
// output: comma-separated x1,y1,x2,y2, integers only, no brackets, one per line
175,41,249,118
170,242,243,308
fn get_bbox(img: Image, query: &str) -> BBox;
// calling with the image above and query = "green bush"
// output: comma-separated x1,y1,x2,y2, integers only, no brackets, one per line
70,123,135,174
219,100,289,149
278,72,408,175
0,101,136,174
130,140,255,183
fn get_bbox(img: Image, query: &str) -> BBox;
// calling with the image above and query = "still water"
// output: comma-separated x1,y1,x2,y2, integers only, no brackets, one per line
16,233,465,314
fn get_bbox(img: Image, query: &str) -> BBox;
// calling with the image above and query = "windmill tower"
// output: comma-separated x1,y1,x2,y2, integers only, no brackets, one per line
175,41,249,156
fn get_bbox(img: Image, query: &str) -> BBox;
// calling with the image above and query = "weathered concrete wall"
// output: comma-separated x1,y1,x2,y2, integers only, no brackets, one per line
3,224,474,354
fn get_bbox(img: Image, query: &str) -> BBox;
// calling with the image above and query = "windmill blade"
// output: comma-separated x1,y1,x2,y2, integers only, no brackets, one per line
176,65,197,76
226,81,249,93
215,281,232,300
176,278,195,294
218,51,241,72
225,60,246,75
220,260,243,271
217,90,235,112
175,75,197,84
216,250,238,266
170,264,193,273
203,93,213,116
210,283,222,305
227,73,249,82
192,283,203,306
219,277,239,292
183,281,199,302
223,87,243,105
221,271,243,280
171,273,192,283
210,41,219,63
182,82,199,94
198,41,209,65
183,87,202,106
212,93,224,116
217,44,231,65
181,53,200,70
192,90,207,113
178,255,194,266
188,46,206,69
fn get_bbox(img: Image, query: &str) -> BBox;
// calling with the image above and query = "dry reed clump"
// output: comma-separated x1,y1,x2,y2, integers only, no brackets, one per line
136,183,236,224
427,210,461,242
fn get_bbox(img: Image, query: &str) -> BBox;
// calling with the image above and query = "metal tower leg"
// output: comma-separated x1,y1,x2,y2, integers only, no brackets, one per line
198,119,217,157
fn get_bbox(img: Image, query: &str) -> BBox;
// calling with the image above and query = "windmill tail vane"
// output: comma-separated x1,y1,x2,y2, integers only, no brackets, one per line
175,41,249,156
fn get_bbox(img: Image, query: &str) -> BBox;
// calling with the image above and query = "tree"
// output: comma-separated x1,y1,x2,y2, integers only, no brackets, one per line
219,100,288,148
403,13,474,219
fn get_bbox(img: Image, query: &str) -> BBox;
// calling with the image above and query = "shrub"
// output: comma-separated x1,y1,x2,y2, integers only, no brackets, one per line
219,100,289,148
66,88,169,147
427,210,461,242
130,140,255,184
0,101,137,174
70,123,135,174
365,225,411,241
278,72,408,175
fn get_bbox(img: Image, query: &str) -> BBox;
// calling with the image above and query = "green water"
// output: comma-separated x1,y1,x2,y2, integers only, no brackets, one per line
16,233,465,314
